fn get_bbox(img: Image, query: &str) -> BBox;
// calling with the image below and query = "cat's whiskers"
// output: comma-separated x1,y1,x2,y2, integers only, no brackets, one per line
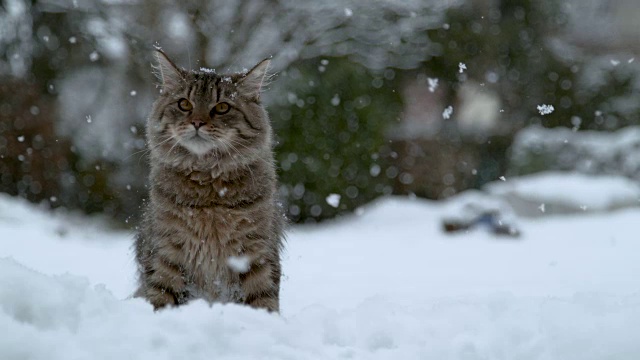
126,134,177,164
164,136,183,158
225,137,253,153
218,137,257,189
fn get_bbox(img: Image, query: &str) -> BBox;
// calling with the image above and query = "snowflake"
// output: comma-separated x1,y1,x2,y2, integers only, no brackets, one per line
537,104,555,116
458,62,467,73
331,94,340,106
442,106,453,119
226,256,250,273
326,194,341,208
428,78,439,93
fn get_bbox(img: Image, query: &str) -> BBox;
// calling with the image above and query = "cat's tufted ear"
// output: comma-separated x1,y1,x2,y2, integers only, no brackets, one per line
152,49,184,89
238,58,271,100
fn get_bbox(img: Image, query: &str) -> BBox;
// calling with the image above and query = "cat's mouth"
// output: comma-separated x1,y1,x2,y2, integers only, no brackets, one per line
190,131,206,140
179,132,217,155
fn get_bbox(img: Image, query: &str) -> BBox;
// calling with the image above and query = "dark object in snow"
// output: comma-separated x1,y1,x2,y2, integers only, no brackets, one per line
442,212,520,238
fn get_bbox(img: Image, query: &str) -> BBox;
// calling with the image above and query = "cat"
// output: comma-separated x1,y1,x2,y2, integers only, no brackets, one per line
134,49,285,313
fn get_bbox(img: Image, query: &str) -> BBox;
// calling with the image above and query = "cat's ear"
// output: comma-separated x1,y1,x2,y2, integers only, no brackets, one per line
238,58,271,100
152,49,184,89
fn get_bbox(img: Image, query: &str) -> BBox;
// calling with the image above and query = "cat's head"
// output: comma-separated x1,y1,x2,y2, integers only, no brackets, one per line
147,49,272,164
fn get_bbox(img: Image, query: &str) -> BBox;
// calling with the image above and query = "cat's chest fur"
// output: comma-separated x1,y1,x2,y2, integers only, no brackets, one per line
150,166,267,303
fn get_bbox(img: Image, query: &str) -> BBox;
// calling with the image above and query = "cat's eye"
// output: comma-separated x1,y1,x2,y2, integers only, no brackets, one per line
177,98,193,111
212,102,230,115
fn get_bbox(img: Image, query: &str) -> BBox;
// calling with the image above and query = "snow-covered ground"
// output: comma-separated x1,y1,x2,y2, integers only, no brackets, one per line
485,172,640,217
1,185,640,359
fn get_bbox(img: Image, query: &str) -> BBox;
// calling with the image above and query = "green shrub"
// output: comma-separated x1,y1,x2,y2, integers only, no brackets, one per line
270,58,402,222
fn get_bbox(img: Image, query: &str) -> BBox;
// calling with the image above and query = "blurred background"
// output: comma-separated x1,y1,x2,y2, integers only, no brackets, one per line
1,0,639,226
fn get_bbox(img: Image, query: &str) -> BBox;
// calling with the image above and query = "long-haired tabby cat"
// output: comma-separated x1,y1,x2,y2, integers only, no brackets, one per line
134,49,285,312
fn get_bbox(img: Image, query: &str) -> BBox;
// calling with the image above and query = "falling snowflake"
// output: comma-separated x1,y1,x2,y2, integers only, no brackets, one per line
326,194,341,208
537,104,555,116
458,62,467,73
538,203,546,213
130,90,137,96
499,176,506,181
610,59,620,66
369,164,381,177
226,256,250,273
86,115,92,123
331,94,340,106
427,78,439,93
17,136,25,142
89,51,100,62
442,106,453,119
344,8,353,17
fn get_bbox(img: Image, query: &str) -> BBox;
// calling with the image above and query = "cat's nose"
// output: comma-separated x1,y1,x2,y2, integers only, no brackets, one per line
191,119,206,129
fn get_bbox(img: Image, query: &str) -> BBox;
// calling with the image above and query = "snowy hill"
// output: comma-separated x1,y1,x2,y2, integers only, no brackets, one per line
1,191,640,359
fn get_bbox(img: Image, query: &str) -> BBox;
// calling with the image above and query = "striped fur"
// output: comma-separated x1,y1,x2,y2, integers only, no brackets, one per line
134,50,285,312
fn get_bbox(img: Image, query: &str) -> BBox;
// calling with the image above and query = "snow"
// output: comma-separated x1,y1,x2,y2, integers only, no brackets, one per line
331,94,341,106
89,51,100,62
326,193,341,208
510,125,640,182
536,104,555,115
538,203,546,213
199,67,216,74
2,187,640,359
427,77,438,92
369,164,381,177
458,62,467,73
442,105,453,119
226,255,250,273
486,172,640,217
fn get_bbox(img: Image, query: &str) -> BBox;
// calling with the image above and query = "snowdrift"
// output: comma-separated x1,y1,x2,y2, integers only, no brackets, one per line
2,190,640,359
